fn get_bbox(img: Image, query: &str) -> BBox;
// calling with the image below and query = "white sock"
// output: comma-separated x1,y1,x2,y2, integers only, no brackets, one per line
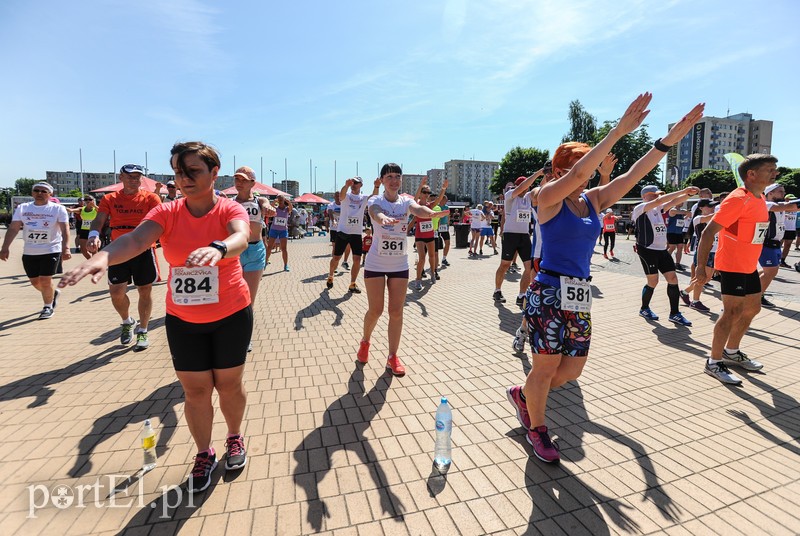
44,303,53,308
518,294,525,299
724,347,739,354
136,327,147,334
124,317,135,325
495,288,501,293
708,358,722,365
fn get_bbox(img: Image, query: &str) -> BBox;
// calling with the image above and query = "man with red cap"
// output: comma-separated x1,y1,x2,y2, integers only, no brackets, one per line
493,169,545,305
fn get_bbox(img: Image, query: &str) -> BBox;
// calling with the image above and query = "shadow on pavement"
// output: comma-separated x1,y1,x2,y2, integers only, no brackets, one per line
0,311,39,330
88,316,165,346
294,289,353,330
69,380,183,478
649,324,710,358
292,363,404,533
0,346,133,408
727,375,800,456
507,381,680,534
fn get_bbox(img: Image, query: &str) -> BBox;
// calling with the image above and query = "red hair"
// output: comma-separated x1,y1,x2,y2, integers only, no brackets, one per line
552,142,591,171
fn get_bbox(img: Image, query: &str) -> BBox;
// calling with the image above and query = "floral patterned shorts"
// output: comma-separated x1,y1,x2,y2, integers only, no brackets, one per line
524,280,592,356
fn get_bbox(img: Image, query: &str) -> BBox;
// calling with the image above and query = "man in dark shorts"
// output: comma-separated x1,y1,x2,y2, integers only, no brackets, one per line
632,184,698,326
1,182,71,319
88,164,162,350
695,154,778,384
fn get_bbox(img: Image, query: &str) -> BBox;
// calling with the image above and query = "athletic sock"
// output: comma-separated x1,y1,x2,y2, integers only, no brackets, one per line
724,347,739,354
518,293,525,299
708,358,722,365
124,317,135,325
495,288,501,293
641,285,655,309
199,447,215,457
135,327,147,334
667,284,680,315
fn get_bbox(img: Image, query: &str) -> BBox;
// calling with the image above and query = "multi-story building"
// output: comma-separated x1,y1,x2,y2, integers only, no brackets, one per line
444,159,499,204
273,180,300,197
401,174,426,196
667,113,773,183
45,170,235,194
426,168,446,191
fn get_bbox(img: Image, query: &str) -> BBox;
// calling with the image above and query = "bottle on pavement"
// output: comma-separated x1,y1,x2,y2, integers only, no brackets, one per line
433,397,452,474
141,419,157,472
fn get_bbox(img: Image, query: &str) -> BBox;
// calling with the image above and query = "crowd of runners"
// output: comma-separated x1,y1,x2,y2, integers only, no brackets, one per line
2,93,799,494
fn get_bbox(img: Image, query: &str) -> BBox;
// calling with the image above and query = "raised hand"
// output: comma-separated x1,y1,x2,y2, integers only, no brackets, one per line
615,93,653,136
663,103,705,146
598,153,618,176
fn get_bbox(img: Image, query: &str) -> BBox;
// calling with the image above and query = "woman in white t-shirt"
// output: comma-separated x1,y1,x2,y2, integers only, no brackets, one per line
356,163,449,377
468,204,485,256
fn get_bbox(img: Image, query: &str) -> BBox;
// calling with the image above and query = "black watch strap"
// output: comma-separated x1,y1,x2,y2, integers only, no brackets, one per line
209,240,227,257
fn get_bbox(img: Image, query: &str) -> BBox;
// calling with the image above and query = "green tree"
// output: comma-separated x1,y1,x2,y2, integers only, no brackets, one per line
15,178,37,195
684,169,737,193
592,121,660,196
562,100,597,144
490,146,550,196
777,169,800,197
67,188,83,198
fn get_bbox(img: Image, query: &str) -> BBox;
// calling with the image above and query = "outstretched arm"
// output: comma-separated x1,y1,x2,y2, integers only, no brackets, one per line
589,102,705,210
597,153,617,187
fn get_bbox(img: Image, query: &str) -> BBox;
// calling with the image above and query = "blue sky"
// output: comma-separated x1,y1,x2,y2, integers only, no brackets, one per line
1,0,798,191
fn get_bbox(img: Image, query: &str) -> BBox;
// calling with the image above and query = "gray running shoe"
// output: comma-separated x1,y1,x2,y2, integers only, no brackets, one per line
704,361,742,385
38,306,54,320
120,320,138,345
722,349,763,371
413,280,423,291
512,327,526,352
133,332,149,352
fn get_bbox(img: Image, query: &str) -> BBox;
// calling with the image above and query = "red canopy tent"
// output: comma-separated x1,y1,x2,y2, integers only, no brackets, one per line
91,177,163,193
220,182,289,197
293,193,331,204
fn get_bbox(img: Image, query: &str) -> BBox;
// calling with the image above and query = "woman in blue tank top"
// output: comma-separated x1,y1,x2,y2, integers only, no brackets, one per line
505,94,705,463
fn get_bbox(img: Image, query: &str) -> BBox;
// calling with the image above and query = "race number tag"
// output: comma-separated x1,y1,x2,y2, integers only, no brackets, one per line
752,222,769,244
26,229,51,244
242,202,261,222
274,217,288,227
604,223,615,232
378,237,405,256
81,219,92,230
438,224,449,233
560,276,592,313
170,266,219,305
654,224,667,239
420,221,433,233
516,210,531,223
347,217,360,226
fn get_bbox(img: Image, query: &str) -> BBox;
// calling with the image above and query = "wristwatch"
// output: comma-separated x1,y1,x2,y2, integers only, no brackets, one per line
208,240,227,257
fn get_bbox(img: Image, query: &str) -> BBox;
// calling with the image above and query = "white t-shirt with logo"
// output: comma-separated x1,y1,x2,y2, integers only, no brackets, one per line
503,190,533,234
364,195,414,273
469,209,485,229
326,202,341,228
337,192,371,235
12,201,69,255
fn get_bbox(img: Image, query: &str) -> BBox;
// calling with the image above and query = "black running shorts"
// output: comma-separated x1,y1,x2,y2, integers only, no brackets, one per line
334,232,363,256
22,253,61,278
636,247,675,275
719,270,761,297
108,248,159,286
501,232,531,262
166,306,253,371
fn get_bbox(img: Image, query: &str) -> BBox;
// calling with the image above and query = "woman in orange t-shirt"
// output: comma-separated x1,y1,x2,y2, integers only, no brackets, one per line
60,142,252,493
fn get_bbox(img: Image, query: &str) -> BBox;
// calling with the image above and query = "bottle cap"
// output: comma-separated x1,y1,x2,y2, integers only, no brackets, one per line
144,419,151,426
440,397,447,404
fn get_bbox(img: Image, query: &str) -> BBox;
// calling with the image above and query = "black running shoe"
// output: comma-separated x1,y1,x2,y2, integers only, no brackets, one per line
225,435,247,471
493,290,506,303
187,452,218,493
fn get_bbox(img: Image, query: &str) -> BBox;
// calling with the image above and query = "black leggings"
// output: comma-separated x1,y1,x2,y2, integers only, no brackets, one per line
603,232,616,255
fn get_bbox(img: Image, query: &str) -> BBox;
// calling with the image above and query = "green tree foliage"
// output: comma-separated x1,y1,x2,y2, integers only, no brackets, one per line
777,169,800,197
684,169,737,193
562,100,597,144
15,178,37,195
67,189,83,198
592,121,660,196
490,146,550,196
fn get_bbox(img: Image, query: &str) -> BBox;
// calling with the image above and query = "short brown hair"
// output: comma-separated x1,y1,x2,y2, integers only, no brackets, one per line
738,153,777,180
170,141,221,179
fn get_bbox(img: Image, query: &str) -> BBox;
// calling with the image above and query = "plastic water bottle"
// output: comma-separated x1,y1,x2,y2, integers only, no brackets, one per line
141,420,157,472
433,397,452,473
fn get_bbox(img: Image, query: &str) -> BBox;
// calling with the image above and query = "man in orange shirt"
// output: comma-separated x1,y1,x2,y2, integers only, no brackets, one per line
88,164,162,350
695,154,776,385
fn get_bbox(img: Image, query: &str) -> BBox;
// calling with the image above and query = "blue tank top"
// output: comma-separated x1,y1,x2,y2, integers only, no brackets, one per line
536,193,600,286
666,214,685,234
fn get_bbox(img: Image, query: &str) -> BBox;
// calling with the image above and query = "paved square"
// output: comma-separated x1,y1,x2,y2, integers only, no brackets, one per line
1,234,798,535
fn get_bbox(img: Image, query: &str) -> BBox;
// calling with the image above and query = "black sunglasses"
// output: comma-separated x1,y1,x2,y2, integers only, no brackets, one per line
32,189,50,194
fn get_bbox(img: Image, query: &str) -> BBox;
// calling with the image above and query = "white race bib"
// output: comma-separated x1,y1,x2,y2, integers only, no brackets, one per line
752,222,769,244
604,223,615,232
81,219,92,230
170,266,219,305
242,202,261,222
653,224,667,238
26,229,51,244
378,236,406,256
419,221,433,233
274,217,287,227
560,276,592,313
516,210,531,223
438,224,449,233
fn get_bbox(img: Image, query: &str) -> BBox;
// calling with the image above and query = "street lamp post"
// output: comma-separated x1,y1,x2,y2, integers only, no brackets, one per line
314,166,317,194
269,169,276,183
